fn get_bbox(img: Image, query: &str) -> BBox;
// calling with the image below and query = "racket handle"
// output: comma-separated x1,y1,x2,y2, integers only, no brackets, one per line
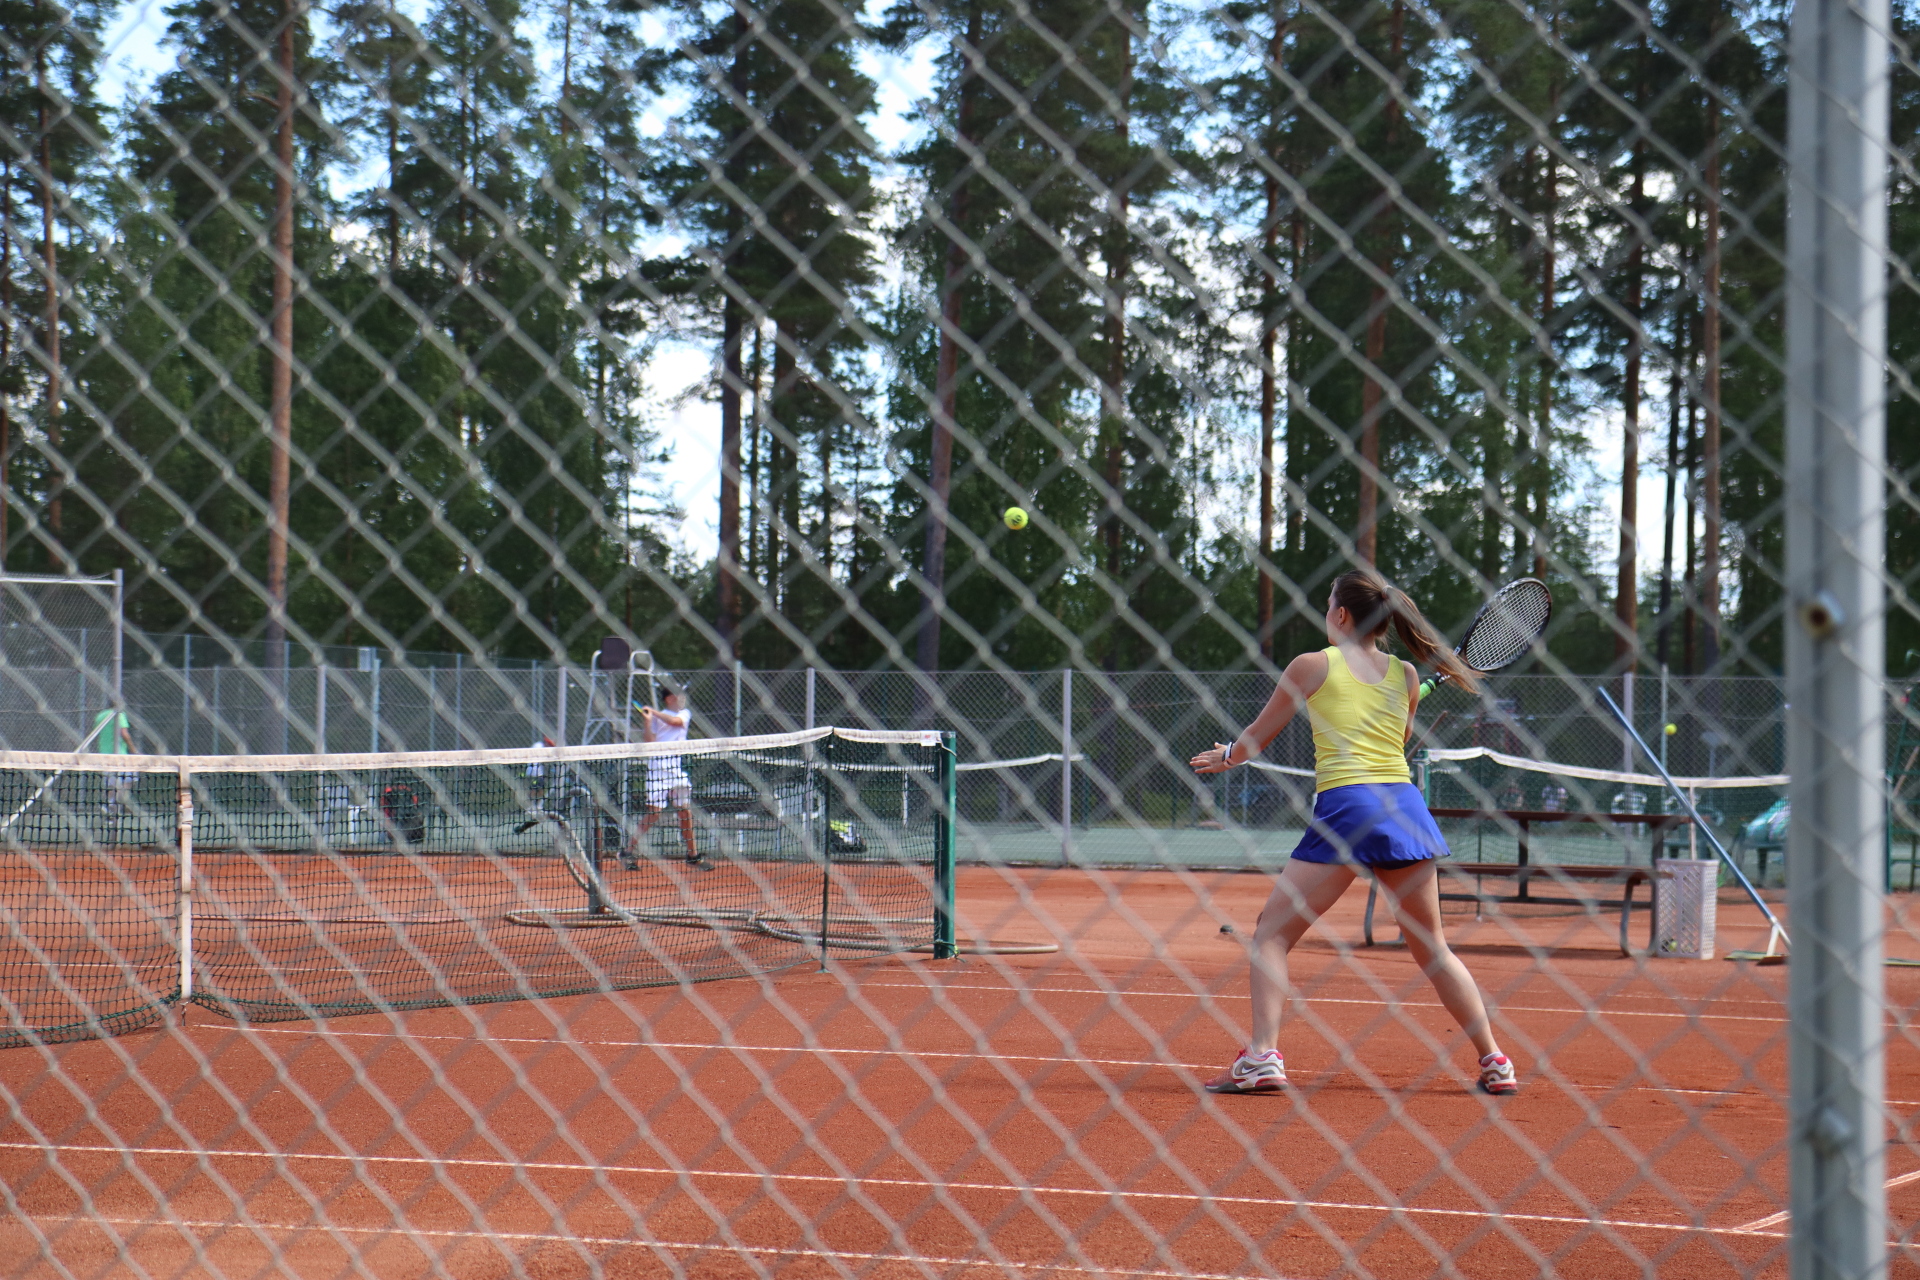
1418,680,1435,700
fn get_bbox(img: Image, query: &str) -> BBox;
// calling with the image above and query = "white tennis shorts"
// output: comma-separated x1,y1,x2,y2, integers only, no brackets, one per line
646,759,691,809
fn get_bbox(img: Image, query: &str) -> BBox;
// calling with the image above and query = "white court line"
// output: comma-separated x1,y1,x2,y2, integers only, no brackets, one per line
227,1027,1207,1072
862,980,1796,1026
1731,1168,1920,1232
0,1141,1784,1240
222,1027,1811,1106
0,1215,1302,1280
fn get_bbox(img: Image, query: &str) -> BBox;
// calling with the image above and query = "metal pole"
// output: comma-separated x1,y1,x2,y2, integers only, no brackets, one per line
1061,668,1073,865
1786,0,1890,1266
1659,664,1670,774
316,665,326,754
111,568,123,703
1621,669,1635,777
734,659,743,737
805,666,816,732
370,655,381,753
176,766,194,1003
933,730,957,960
181,635,191,755
556,665,567,746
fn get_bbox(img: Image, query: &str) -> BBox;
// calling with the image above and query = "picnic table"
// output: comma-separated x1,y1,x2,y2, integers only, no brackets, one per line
1362,808,1694,957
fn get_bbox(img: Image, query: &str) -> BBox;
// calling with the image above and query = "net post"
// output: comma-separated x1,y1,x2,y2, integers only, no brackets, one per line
176,765,194,1005
1786,0,1891,1266
934,730,956,960
818,731,833,967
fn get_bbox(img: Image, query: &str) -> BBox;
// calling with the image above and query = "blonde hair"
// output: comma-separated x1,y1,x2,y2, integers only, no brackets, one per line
1331,569,1479,693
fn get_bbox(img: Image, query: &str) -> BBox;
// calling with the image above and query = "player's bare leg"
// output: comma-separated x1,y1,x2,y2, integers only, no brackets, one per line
678,807,701,865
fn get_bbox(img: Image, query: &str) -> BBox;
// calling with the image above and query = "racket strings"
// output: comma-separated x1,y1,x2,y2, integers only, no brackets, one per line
1456,581,1551,673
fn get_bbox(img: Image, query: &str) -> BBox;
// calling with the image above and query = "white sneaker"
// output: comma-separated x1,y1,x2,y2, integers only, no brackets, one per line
1479,1052,1519,1096
1204,1048,1287,1094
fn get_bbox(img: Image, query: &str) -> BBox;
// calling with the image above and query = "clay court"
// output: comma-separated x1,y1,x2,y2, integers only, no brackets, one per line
3,865,1912,1279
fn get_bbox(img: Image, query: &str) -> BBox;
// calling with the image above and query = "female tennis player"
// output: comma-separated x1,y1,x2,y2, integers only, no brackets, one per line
1191,569,1519,1096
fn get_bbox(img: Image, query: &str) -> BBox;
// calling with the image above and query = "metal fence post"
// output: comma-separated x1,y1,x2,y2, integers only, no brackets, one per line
181,635,191,755
1061,668,1073,865
112,568,123,703
805,666,816,731
1786,0,1890,1269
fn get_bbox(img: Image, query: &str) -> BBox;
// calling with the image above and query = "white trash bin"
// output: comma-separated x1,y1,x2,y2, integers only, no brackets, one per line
1653,858,1718,960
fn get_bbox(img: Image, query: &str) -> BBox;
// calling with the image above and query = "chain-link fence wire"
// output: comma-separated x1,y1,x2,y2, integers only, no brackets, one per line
0,0,1913,1272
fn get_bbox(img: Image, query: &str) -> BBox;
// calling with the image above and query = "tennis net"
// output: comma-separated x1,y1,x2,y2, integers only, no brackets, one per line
0,728,953,1042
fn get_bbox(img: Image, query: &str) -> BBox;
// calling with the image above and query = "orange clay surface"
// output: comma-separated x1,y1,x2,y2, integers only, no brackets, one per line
2,865,1917,1279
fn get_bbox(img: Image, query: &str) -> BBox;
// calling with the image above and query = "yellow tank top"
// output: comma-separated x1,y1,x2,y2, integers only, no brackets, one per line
1305,647,1412,791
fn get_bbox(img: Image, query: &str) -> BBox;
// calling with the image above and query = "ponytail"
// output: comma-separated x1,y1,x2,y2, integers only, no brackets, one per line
1330,569,1480,694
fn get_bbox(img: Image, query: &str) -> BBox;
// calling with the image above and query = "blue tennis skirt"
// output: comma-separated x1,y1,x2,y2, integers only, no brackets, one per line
1289,782,1452,869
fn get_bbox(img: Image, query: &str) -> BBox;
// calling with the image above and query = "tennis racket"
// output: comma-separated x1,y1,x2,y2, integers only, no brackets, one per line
1417,577,1552,698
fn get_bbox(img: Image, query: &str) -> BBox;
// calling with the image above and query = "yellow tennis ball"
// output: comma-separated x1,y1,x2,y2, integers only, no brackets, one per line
1003,506,1029,531
1664,723,1678,736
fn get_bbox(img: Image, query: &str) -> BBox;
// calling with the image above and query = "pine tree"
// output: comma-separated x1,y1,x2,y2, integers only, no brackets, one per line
80,0,330,636
0,0,106,570
661,0,877,667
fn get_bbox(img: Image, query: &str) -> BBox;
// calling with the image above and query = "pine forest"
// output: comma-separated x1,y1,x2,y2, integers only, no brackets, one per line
1,0,1917,678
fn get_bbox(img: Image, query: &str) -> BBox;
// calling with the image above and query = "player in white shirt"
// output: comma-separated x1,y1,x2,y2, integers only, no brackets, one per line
632,687,700,866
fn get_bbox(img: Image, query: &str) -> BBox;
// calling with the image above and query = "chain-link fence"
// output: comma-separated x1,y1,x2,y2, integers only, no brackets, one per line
0,0,1912,1272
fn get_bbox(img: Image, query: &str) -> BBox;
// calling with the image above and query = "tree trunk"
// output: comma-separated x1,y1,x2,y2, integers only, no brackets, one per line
716,11,749,661
37,64,61,544
747,322,763,585
1682,397,1698,675
916,4,980,676
1614,146,1644,668
1257,200,1277,660
773,321,799,623
266,1,297,670
1284,216,1305,558
1700,94,1722,673
1257,8,1287,662
1658,298,1688,670
1481,425,1500,583
1,161,12,570
817,415,831,578
1535,115,1555,580
1356,296,1386,566
1100,13,1132,672
718,298,743,657
1354,0,1401,569
386,52,400,272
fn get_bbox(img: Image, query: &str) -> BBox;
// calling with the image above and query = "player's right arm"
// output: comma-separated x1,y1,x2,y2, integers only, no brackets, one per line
1190,651,1328,773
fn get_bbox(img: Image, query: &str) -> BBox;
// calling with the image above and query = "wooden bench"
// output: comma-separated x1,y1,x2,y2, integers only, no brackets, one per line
1362,808,1690,957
